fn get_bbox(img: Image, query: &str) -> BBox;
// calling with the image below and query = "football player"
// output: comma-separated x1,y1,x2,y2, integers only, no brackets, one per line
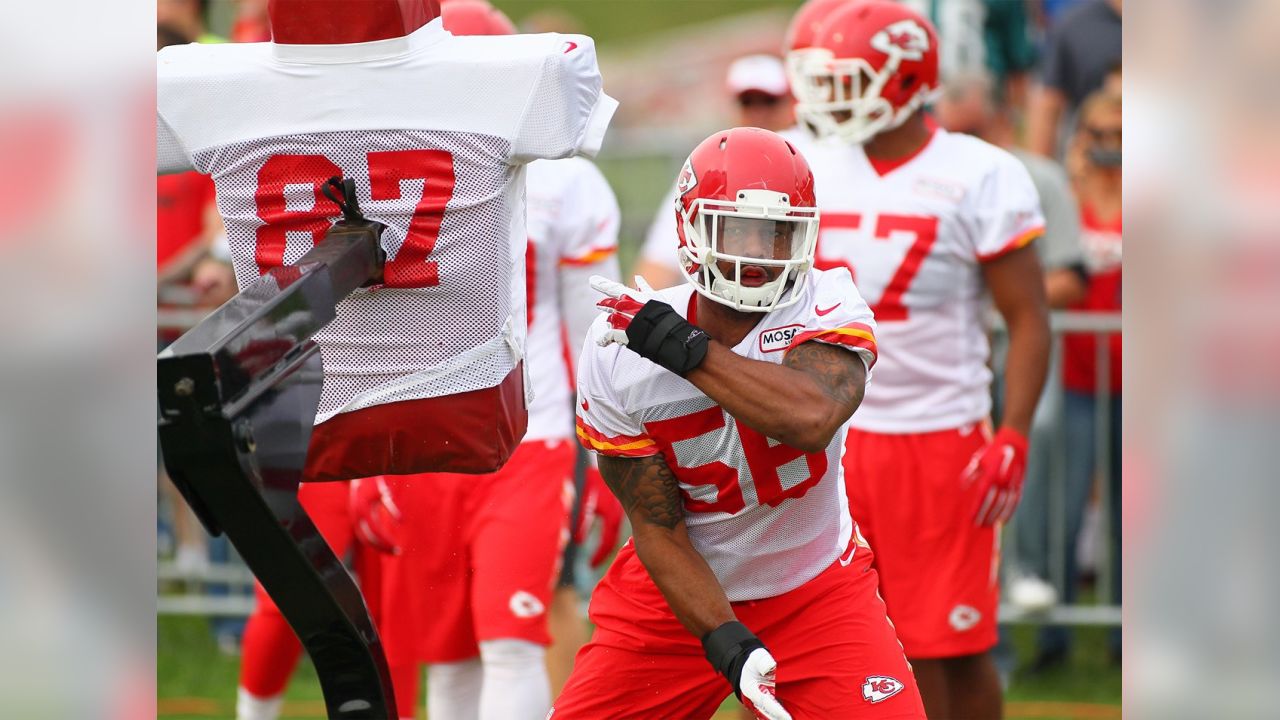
791,2,1051,717
552,127,925,720
361,3,625,720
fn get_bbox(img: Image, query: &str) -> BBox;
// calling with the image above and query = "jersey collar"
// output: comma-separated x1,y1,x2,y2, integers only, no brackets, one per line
864,126,939,178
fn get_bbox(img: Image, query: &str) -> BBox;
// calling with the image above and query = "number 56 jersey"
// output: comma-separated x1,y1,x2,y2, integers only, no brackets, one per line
809,129,1044,433
157,21,617,434
575,268,878,601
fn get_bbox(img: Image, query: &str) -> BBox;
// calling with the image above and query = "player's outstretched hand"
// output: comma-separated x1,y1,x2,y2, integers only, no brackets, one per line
739,648,793,720
962,426,1029,527
589,275,656,347
350,477,403,555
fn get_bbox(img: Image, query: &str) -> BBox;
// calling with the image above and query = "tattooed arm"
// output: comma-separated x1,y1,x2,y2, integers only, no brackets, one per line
683,341,868,452
598,453,735,637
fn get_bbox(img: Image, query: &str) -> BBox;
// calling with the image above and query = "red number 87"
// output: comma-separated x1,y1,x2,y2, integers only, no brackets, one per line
253,150,456,288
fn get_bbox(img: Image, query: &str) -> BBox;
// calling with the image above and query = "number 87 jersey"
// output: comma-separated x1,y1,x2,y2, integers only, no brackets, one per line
809,129,1045,433
157,22,617,451
575,267,877,602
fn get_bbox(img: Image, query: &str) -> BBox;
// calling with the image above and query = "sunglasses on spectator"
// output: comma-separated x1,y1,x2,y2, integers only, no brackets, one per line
1084,125,1122,142
737,93,782,108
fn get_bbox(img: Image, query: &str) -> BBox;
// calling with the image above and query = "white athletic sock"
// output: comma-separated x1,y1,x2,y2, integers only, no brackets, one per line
236,686,284,720
478,639,551,720
427,656,483,720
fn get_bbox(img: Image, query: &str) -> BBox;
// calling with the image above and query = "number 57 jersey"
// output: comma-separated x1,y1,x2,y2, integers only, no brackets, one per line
157,21,617,475
575,268,878,601
809,129,1044,433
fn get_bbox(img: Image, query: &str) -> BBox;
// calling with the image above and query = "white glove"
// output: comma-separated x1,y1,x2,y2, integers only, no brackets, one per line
589,275,658,348
739,648,792,720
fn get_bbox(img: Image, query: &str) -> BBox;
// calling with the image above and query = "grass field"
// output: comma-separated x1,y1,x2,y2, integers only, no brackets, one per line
158,614,1119,719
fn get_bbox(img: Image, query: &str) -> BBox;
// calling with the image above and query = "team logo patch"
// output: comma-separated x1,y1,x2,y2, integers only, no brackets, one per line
949,604,982,631
862,676,904,704
870,19,930,61
676,158,698,196
758,324,803,353
913,176,965,203
509,590,546,619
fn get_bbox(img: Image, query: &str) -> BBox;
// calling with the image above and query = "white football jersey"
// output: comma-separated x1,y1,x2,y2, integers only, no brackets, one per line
524,157,620,442
808,129,1044,433
639,125,818,282
576,268,877,601
157,21,617,424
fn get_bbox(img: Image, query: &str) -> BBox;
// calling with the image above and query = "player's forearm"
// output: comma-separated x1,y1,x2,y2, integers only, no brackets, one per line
1000,304,1051,435
686,342,846,452
632,525,736,638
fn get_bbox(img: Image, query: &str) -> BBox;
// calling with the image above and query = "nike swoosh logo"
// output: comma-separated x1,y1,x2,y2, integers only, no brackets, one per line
815,303,841,316
562,41,578,54
839,540,857,566
581,398,590,412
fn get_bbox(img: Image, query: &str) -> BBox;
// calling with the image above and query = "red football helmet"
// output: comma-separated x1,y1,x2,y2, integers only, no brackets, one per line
793,0,939,144
268,0,441,45
674,128,820,313
782,0,857,95
441,0,517,36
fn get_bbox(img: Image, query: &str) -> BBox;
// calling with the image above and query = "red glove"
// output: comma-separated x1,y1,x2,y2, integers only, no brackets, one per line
962,427,1029,527
350,477,403,555
591,275,655,347
572,466,626,568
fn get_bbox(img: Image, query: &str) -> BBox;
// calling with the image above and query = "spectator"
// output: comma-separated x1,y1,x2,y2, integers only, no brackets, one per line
634,54,794,289
1026,0,1122,157
899,0,1039,110
723,54,796,133
1028,88,1123,671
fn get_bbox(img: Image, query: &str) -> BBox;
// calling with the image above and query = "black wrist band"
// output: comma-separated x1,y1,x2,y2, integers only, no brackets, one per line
701,621,765,699
623,300,709,376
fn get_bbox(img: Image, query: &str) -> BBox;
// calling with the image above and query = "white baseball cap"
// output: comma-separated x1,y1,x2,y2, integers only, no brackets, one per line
725,54,790,98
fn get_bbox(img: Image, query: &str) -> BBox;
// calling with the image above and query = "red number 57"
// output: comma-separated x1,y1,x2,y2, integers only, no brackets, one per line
253,150,456,288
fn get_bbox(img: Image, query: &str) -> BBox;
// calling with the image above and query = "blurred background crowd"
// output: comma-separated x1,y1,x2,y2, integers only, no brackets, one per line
156,0,1122,716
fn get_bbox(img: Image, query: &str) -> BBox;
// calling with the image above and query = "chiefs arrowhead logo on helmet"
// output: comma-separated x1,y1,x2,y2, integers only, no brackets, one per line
675,158,698,196
871,19,930,61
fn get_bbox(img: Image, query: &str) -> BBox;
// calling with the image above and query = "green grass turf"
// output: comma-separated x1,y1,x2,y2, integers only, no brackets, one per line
159,615,1119,719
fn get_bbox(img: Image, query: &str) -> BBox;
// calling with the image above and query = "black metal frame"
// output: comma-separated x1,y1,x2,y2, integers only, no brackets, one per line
158,219,394,718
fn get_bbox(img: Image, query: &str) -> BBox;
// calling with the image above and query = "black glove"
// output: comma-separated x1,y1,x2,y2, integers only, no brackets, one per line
702,621,767,699
623,300,710,376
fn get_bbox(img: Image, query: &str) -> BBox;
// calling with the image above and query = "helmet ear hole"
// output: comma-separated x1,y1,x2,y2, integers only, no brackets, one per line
901,73,916,90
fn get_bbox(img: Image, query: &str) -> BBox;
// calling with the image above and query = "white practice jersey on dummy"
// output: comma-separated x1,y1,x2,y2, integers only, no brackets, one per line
639,126,818,283
808,129,1044,433
523,157,620,442
157,20,617,424
576,269,878,601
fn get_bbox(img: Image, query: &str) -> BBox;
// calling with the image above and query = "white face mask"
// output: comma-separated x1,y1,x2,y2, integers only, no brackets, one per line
678,190,820,313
